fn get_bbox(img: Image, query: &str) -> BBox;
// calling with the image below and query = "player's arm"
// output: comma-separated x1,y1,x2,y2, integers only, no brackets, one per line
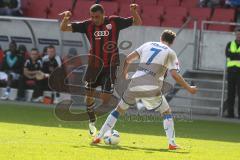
130,4,142,25
170,69,197,94
23,68,35,79
59,11,73,32
122,51,140,79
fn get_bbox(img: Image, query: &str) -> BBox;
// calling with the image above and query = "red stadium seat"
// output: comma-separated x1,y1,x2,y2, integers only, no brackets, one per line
73,1,94,20
188,18,207,29
208,8,235,32
100,1,119,16
142,6,164,18
158,0,180,7
70,1,119,20
116,0,157,6
161,18,184,28
48,0,73,19
23,0,50,18
180,0,199,8
211,8,236,21
165,6,188,17
188,8,212,29
142,15,160,26
119,4,141,17
189,8,212,19
208,25,233,32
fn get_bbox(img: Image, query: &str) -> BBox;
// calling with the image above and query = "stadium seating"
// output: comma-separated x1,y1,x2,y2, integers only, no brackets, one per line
161,18,184,28
164,6,188,17
210,8,236,21
180,0,199,9
48,0,73,19
20,0,237,31
119,4,141,17
208,8,236,31
142,15,160,26
142,5,164,18
208,25,233,32
188,8,212,29
116,0,157,6
161,6,188,28
158,0,180,7
97,1,119,16
22,0,50,18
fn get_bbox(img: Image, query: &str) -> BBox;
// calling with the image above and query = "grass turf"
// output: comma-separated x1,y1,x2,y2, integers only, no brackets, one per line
0,103,240,160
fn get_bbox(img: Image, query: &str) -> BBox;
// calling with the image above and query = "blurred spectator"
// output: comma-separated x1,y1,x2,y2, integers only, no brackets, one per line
0,45,4,69
18,44,29,60
41,46,48,57
0,41,24,100
199,0,222,7
0,45,5,87
62,48,83,86
225,0,240,7
17,48,42,101
63,47,78,63
225,28,240,118
0,0,23,16
33,45,62,103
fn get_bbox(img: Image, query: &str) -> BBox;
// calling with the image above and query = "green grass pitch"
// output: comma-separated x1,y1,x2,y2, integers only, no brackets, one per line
0,103,239,160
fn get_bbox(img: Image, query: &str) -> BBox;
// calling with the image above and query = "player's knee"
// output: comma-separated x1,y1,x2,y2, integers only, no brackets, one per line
162,108,172,115
85,96,95,106
116,106,126,115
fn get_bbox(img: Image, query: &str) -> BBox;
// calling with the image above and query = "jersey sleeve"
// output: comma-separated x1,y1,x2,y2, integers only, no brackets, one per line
71,21,87,33
135,43,147,56
114,16,133,30
167,51,180,72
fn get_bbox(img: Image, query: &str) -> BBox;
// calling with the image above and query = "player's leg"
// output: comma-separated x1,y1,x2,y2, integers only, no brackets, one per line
99,67,117,104
85,82,98,136
92,99,130,143
158,96,180,150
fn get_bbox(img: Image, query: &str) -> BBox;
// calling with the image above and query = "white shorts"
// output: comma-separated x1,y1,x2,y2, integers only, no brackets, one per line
119,94,169,114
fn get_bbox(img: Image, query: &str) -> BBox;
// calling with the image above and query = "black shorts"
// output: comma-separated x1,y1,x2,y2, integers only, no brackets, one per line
85,67,117,93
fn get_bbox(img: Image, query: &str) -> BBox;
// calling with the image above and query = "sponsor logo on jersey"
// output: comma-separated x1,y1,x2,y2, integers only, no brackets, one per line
94,31,110,37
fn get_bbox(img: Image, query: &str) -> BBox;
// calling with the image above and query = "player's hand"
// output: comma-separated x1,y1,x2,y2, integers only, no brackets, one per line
188,86,198,94
59,11,72,19
130,4,138,13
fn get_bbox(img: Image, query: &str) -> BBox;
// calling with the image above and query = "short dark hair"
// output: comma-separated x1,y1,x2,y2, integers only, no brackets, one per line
90,4,104,13
31,48,39,52
47,45,55,49
161,30,176,44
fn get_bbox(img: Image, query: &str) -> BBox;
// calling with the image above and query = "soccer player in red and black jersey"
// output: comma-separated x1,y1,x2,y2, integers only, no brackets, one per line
60,3,142,136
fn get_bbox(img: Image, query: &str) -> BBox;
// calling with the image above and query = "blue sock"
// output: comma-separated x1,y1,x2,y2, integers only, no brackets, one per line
111,110,120,119
163,114,173,120
98,109,120,138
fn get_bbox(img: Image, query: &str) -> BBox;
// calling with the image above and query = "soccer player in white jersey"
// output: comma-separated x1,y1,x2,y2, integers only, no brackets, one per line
92,30,198,150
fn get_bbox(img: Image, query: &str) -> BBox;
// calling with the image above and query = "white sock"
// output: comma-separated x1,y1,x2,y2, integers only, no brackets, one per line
97,110,120,138
163,115,176,145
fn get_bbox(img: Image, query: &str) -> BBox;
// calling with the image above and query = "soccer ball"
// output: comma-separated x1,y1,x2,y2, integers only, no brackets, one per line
103,130,120,145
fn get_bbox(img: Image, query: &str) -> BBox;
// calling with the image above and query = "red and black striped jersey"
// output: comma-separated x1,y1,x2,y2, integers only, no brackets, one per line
71,16,133,68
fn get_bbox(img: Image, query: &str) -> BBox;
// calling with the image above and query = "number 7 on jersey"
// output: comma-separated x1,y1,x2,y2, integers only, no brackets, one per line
146,48,162,65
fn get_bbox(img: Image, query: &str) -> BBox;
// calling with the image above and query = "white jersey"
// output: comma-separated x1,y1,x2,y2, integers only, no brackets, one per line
132,41,180,80
120,42,180,112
